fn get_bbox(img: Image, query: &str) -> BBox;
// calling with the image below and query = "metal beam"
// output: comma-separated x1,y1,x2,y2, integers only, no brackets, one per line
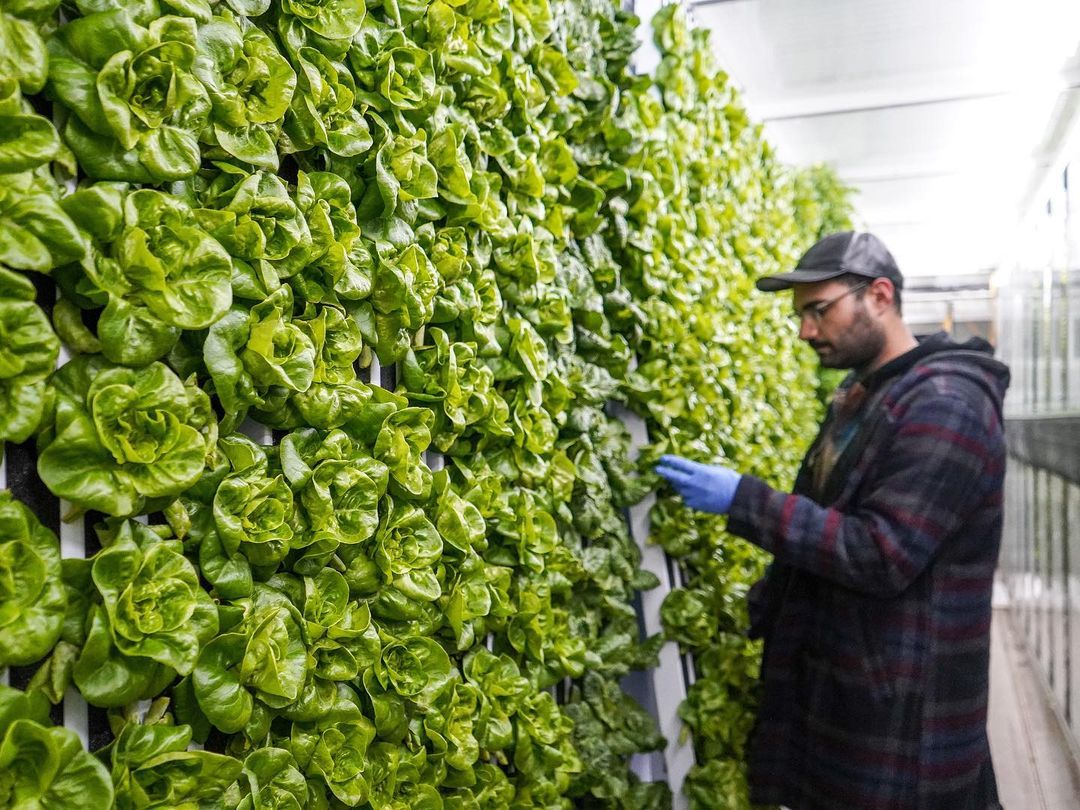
760,89,1010,122
841,168,969,184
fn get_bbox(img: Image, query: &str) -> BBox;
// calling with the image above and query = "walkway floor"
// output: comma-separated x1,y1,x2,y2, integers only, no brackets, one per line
988,608,1080,809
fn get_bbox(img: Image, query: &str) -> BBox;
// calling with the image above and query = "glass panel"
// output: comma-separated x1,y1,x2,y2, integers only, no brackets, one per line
1052,474,1068,708
1068,270,1080,411
1024,462,1037,640
1037,468,1051,677
1051,283,1066,410
1069,480,1080,734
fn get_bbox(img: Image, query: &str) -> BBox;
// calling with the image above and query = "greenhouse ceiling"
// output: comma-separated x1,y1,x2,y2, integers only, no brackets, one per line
676,0,1080,278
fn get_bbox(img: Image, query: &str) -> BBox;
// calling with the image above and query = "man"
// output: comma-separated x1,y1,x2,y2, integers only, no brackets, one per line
656,231,1009,810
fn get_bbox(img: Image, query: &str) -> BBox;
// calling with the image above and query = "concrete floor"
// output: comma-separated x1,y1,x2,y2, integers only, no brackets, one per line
988,609,1080,809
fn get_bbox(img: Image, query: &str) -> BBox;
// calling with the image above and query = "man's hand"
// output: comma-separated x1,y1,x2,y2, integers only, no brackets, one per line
654,454,742,515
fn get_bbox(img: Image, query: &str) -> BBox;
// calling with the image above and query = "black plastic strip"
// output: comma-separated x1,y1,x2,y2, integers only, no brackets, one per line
29,272,55,321
6,440,60,536
7,665,33,690
88,706,111,751
379,361,396,391
84,511,106,556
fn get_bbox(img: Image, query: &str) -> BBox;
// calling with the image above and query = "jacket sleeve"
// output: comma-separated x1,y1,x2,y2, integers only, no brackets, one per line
746,564,780,639
726,389,1001,597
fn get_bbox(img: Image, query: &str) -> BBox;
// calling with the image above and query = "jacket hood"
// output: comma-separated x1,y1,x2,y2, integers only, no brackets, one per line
863,331,1010,416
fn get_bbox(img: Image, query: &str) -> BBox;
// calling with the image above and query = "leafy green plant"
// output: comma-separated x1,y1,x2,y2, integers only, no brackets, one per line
0,684,113,808
1,0,846,805
91,520,219,676
47,8,211,182
106,721,243,808
281,41,372,158
194,11,297,169
55,183,233,365
792,162,857,243
0,491,66,667
606,7,855,806
61,520,216,709
193,583,308,734
224,746,308,809
0,268,60,445
192,167,314,282
37,357,216,517
283,427,387,547
0,80,86,276
565,672,669,804
0,0,61,95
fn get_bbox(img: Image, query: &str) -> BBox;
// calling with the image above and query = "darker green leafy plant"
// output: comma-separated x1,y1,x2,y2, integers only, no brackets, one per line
0,268,60,444
0,491,66,667
38,357,216,518
0,684,114,808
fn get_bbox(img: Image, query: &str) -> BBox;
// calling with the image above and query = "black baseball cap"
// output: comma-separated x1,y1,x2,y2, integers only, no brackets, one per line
755,231,903,292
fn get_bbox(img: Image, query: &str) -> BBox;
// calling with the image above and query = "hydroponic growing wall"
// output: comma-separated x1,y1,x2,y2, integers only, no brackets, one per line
0,0,851,807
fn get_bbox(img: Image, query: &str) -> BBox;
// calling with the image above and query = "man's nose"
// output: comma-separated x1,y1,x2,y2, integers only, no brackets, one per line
798,315,817,341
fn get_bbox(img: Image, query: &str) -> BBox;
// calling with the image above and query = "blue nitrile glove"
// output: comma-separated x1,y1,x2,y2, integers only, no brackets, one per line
654,454,742,515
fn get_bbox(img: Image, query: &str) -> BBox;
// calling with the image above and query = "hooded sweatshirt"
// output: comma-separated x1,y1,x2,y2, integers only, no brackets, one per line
727,332,1010,810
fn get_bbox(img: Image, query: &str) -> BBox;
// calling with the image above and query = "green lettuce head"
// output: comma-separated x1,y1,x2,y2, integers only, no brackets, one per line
280,0,367,40
281,46,373,158
0,79,62,174
401,327,508,451
204,285,317,420
91,519,219,675
0,1,61,95
0,268,60,444
281,428,388,550
193,584,308,734
373,500,443,600
225,746,307,810
0,491,66,667
0,685,113,809
47,10,211,182
193,168,313,282
107,722,243,808
58,184,233,366
194,12,296,169
0,86,86,274
350,22,436,113
254,303,372,431
374,406,434,500
291,171,374,305
214,465,298,568
372,635,454,711
281,713,376,806
38,357,216,517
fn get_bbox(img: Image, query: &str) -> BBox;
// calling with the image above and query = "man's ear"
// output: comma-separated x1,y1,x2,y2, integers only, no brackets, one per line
868,278,895,313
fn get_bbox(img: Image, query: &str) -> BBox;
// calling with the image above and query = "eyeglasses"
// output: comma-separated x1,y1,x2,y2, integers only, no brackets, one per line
790,281,870,325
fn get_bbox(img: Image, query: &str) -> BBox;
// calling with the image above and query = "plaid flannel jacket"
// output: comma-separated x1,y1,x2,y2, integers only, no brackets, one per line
728,334,1009,810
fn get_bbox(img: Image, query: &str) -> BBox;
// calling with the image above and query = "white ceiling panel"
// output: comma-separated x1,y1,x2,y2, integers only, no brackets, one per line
687,0,1080,276
761,95,1020,171
695,0,1015,96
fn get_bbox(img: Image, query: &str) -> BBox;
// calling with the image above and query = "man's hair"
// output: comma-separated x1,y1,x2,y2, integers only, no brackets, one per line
833,272,903,315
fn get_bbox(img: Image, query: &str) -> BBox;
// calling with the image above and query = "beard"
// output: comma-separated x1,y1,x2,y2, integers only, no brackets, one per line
810,302,887,372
